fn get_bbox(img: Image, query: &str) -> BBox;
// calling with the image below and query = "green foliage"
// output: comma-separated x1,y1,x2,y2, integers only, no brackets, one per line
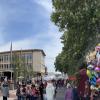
54,51,67,72
12,53,29,80
51,0,100,73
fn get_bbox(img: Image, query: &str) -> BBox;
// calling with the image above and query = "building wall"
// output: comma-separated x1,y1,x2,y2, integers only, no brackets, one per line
0,53,12,72
0,49,46,78
32,51,45,73
40,53,45,73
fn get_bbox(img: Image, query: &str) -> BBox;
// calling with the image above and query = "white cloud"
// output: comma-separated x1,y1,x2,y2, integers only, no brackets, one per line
0,39,31,52
0,25,62,72
33,0,52,13
0,0,63,72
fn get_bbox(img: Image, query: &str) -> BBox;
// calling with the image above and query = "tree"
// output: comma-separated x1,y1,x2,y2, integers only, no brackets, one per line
12,53,28,81
54,52,65,72
55,51,77,74
12,53,22,81
51,0,100,73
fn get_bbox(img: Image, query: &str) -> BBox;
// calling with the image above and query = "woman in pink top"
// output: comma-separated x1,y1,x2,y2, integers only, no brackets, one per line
26,85,31,100
31,84,37,100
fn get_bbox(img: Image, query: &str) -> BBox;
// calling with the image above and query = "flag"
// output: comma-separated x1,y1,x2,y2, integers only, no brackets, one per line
10,42,12,67
10,42,13,81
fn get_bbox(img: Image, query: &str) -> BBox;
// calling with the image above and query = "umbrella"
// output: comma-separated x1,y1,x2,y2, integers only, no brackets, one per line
43,75,56,81
57,75,64,79
18,76,24,79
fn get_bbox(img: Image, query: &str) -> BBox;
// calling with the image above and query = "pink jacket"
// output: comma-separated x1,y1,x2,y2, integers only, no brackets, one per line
65,88,73,100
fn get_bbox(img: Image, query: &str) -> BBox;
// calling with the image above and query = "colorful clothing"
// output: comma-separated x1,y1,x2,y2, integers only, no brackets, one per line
65,88,73,100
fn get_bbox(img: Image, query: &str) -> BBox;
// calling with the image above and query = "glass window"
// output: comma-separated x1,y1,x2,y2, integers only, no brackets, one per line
4,55,8,62
0,56,1,62
22,54,25,58
25,53,32,63
0,56,3,62
6,55,8,61
5,64,6,69
9,64,11,69
2,65,3,69
7,64,8,69
4,55,6,62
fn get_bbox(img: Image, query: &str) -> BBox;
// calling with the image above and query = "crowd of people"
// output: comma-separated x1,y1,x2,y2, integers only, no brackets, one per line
65,81,91,100
16,83,39,100
65,80,100,100
0,75,66,100
15,79,60,100
0,76,100,100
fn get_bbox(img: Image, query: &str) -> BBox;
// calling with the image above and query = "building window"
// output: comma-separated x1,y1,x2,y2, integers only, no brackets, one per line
4,64,6,69
22,54,25,59
0,56,3,62
6,55,9,61
2,65,3,69
7,64,8,69
25,53,32,63
9,64,12,69
0,56,1,62
4,55,6,62
4,55,10,62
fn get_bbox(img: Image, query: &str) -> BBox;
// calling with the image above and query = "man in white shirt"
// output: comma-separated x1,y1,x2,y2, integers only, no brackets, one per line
46,79,55,100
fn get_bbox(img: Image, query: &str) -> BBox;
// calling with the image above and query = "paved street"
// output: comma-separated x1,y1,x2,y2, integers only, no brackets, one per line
0,90,17,100
0,87,66,100
56,87,66,100
0,97,16,100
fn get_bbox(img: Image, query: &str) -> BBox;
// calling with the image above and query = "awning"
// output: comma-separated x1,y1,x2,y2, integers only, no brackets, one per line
68,76,76,80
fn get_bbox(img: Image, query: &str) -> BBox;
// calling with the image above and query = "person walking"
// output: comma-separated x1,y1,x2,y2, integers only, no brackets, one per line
20,84,26,100
43,81,47,100
84,81,90,100
26,85,31,100
72,84,80,100
31,84,37,100
1,77,9,100
46,79,55,100
16,84,21,100
65,83,73,100
39,82,44,100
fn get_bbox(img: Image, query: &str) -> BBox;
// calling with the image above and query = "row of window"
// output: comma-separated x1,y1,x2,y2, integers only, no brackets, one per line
0,53,33,63
0,55,10,62
0,64,12,69
0,63,32,70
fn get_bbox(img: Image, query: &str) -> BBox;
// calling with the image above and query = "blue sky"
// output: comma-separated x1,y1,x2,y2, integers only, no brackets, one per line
0,0,62,72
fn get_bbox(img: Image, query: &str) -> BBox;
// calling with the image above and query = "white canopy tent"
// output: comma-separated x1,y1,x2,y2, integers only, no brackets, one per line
43,75,56,81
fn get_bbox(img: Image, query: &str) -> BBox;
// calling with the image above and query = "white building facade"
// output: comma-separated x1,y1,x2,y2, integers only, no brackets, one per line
0,49,46,80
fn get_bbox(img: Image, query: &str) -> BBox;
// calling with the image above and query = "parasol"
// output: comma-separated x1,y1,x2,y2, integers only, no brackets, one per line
18,76,24,79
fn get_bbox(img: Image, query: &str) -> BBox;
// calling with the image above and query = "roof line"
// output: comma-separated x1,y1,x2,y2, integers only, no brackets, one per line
0,49,46,56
